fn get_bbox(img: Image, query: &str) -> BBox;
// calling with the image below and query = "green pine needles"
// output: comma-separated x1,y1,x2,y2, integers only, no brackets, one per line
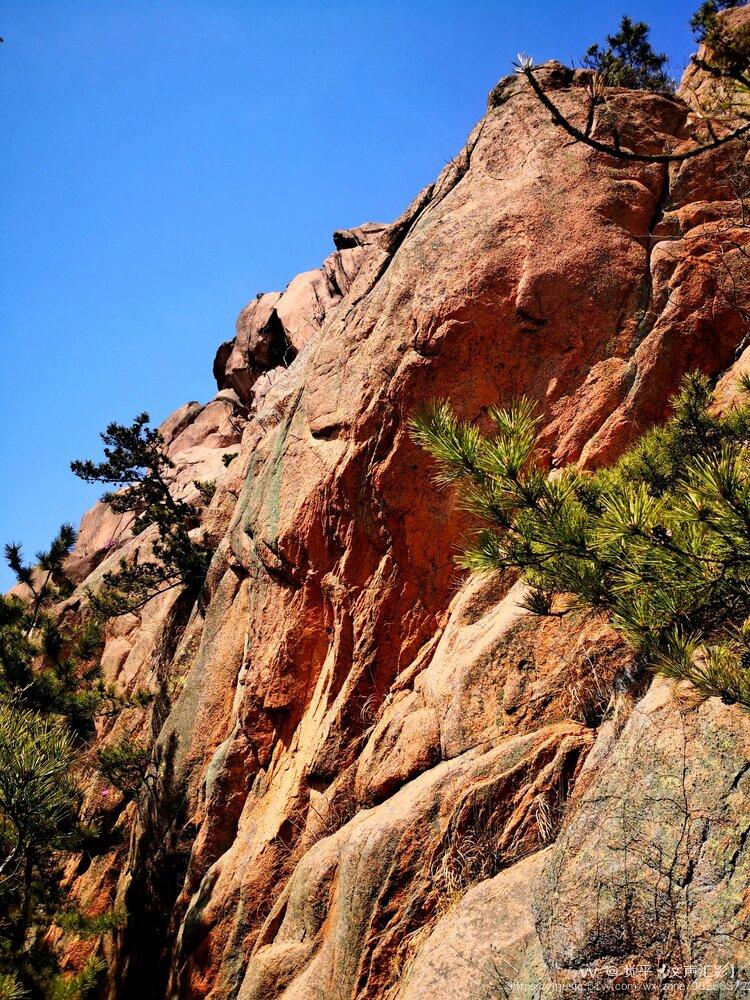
72,413,214,616
411,373,750,710
582,15,673,93
0,528,111,733
0,708,80,991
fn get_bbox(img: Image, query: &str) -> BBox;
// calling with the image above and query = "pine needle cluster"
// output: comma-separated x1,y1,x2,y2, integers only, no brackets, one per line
411,373,750,709
0,707,82,996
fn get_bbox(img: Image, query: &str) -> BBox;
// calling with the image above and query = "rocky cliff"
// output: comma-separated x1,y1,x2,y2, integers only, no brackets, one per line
56,15,750,999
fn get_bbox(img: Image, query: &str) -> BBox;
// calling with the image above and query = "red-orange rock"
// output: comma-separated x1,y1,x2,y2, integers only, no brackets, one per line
51,10,750,996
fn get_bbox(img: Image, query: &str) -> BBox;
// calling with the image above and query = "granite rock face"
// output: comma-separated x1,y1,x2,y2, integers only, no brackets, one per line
212,223,387,408
55,13,750,998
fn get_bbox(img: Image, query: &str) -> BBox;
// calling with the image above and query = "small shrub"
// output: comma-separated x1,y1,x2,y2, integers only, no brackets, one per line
564,658,618,728
96,737,151,799
221,452,238,468
431,826,499,912
430,802,510,915
193,480,216,505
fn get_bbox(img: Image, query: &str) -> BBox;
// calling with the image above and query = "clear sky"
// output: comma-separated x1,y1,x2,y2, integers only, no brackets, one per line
1,0,699,588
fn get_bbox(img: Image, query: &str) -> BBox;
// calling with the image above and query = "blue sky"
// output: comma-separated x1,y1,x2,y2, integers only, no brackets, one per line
1,0,698,587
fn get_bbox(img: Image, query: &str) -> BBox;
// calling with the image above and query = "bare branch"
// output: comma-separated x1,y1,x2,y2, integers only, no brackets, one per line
518,63,750,164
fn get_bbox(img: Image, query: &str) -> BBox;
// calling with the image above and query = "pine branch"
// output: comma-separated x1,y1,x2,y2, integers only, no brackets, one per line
517,61,750,164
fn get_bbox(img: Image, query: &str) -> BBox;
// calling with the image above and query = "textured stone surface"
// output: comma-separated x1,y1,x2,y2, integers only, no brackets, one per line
236,724,589,1000
535,678,750,996
212,223,386,407
399,849,551,1000
49,12,750,997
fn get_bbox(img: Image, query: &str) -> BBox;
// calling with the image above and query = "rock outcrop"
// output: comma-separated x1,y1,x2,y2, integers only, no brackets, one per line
212,223,387,409
54,11,750,999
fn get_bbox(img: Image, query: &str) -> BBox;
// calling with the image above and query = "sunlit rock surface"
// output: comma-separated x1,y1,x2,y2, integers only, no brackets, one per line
55,10,750,996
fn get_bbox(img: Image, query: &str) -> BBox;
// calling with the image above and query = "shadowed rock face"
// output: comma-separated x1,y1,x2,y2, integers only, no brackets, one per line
53,13,750,999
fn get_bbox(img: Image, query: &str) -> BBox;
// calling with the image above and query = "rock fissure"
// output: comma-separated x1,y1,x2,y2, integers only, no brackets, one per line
630,165,672,353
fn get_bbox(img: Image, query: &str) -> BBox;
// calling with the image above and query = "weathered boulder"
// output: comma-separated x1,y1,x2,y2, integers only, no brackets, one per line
399,849,551,1000
535,678,750,995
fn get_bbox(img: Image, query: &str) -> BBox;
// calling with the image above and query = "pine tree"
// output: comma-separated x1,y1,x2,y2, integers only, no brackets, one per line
0,708,78,974
71,413,213,616
0,523,151,994
411,373,750,709
690,0,750,121
582,16,673,93
691,0,743,43
0,528,110,732
4,524,76,632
